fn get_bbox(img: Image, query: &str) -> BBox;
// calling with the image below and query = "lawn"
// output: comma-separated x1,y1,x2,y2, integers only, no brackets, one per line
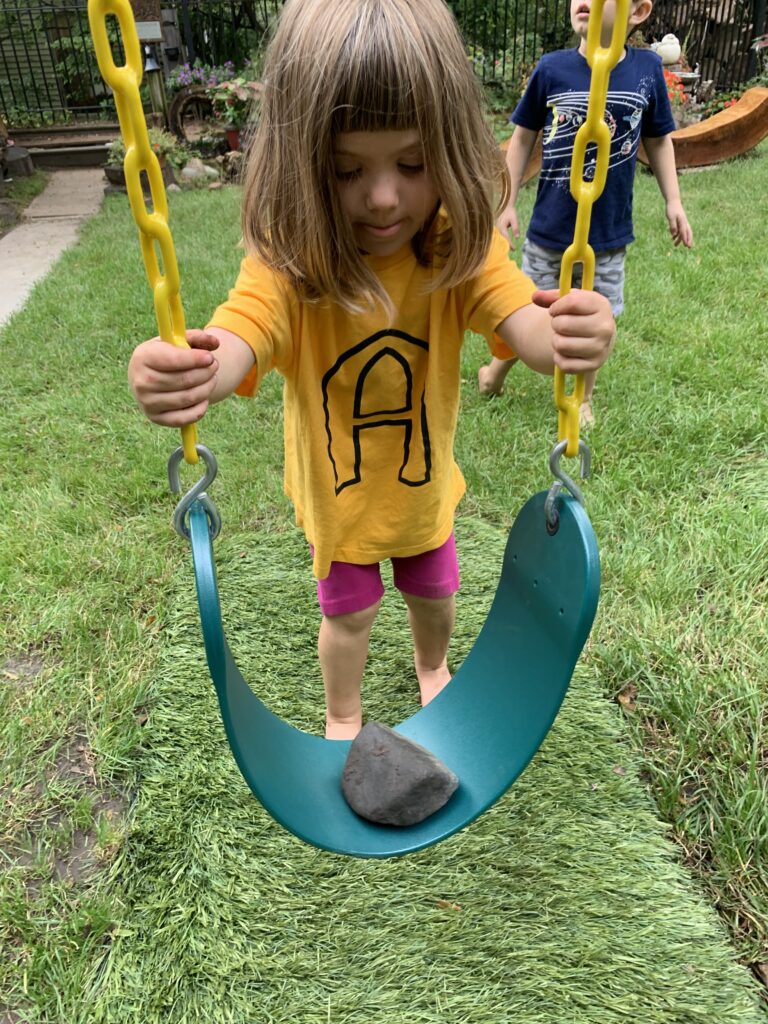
0,170,48,238
1,141,766,1022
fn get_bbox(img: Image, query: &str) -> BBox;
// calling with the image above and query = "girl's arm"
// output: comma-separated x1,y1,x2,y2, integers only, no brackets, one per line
495,289,616,375
642,134,693,248
497,125,539,244
128,327,255,428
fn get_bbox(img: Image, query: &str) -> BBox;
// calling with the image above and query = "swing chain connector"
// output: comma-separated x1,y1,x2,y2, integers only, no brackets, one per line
545,439,591,533
168,444,222,541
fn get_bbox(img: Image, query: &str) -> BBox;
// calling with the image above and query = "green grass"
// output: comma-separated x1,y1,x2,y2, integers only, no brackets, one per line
1,142,766,1021
0,169,49,235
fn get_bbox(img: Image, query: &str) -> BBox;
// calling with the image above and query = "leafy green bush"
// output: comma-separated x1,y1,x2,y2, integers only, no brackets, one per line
106,127,189,171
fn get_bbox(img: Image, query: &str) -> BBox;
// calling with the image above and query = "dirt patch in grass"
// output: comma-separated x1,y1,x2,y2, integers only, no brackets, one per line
1,653,45,689
3,707,131,893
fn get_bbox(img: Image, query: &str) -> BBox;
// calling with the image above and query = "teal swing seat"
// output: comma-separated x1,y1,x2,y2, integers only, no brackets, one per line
187,486,599,859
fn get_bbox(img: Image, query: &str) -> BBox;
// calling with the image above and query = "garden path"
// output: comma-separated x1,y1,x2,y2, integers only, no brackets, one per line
0,168,104,325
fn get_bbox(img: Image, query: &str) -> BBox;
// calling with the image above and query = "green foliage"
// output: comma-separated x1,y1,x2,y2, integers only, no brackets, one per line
452,0,573,89
208,77,262,129
106,127,190,171
0,5,119,121
698,66,768,121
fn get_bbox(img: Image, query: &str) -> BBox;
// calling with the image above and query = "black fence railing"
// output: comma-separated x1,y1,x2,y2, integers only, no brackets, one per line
1,0,766,125
645,0,766,85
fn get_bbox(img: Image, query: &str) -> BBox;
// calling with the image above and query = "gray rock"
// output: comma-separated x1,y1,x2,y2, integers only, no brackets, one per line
341,721,459,826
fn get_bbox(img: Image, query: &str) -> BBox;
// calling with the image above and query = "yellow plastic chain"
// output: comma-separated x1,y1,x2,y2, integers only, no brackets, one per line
88,0,198,465
556,0,628,457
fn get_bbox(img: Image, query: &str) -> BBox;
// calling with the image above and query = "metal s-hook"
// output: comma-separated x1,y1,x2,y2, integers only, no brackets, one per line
545,438,591,533
167,444,222,541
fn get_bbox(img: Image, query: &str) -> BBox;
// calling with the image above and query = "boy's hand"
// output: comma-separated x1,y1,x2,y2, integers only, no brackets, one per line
128,329,220,427
666,199,693,247
533,289,615,373
496,204,520,248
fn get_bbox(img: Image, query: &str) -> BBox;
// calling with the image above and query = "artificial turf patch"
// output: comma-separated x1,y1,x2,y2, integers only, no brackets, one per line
86,517,763,1023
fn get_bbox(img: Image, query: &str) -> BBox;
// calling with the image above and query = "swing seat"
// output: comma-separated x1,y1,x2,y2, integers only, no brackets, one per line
188,489,600,858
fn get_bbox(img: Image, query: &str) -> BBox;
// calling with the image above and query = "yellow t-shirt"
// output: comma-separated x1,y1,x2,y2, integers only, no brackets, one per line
208,230,535,578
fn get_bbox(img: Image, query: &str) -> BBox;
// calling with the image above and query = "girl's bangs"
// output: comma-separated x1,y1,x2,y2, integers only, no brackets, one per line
330,48,428,134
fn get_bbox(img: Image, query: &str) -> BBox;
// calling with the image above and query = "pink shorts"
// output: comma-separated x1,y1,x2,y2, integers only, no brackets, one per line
315,533,460,616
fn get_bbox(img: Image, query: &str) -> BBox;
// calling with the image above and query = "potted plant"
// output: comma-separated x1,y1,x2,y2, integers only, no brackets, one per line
104,127,185,188
663,68,697,129
209,78,262,149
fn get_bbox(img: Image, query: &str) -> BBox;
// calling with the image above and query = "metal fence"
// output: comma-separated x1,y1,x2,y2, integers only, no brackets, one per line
1,0,767,125
645,0,767,85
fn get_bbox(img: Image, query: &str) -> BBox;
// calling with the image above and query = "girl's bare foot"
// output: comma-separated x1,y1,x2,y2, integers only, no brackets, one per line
477,365,504,396
417,663,452,706
579,400,595,428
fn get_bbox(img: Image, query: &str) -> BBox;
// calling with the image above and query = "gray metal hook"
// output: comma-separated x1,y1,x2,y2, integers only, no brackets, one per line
545,438,591,531
167,444,222,541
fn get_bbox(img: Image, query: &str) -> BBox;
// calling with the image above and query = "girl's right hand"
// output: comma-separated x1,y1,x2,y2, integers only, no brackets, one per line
128,329,220,427
496,204,520,248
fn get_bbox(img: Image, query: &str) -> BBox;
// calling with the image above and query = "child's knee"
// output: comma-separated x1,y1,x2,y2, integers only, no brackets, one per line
325,599,381,635
402,591,455,623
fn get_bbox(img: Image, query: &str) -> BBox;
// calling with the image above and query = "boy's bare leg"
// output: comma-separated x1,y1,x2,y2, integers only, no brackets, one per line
580,369,596,427
478,356,518,396
318,600,381,739
401,593,455,705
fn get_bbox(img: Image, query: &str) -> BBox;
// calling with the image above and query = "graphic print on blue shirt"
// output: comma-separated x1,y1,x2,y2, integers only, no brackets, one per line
513,47,676,252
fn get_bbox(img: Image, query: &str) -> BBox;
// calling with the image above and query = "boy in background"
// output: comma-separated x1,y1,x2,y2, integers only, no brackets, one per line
478,0,693,424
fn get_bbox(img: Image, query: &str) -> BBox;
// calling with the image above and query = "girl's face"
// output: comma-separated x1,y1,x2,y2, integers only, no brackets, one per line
333,130,439,258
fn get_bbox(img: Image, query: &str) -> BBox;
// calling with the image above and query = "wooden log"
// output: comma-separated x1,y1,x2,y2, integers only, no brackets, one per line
638,87,768,169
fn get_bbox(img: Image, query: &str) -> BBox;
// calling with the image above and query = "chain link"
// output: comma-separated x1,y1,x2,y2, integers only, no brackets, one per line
88,0,199,465
554,0,628,457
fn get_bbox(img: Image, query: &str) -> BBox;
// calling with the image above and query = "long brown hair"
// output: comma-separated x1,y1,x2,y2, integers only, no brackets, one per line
241,0,508,313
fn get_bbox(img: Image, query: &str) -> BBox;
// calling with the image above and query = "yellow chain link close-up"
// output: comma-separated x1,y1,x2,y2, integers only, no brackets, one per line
555,0,628,457
88,0,198,465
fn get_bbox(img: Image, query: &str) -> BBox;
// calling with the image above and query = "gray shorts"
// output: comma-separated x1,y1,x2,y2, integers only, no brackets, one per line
521,238,626,317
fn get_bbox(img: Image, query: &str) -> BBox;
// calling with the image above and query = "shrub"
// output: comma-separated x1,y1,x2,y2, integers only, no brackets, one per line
107,127,189,171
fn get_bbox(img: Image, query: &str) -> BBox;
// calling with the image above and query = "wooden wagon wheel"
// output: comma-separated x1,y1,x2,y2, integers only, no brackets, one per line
168,85,216,143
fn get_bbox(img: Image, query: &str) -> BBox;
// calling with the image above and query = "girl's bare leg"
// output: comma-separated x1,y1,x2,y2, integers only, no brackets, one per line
401,593,455,705
580,369,596,427
478,356,518,396
318,600,381,740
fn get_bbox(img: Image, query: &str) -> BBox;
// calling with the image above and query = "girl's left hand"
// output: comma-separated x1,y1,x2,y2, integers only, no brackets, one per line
533,289,616,373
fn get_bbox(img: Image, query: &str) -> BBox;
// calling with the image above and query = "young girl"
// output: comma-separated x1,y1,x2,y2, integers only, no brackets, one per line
128,0,615,741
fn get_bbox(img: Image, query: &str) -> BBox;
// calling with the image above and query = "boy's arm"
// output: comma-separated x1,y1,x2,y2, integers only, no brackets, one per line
128,327,255,427
497,125,539,245
643,134,693,248
494,289,615,376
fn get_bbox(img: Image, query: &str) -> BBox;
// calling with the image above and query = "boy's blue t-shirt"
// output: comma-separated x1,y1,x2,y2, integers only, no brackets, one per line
512,46,676,252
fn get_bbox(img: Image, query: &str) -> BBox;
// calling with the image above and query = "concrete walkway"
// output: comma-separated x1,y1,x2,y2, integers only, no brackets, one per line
0,168,105,325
